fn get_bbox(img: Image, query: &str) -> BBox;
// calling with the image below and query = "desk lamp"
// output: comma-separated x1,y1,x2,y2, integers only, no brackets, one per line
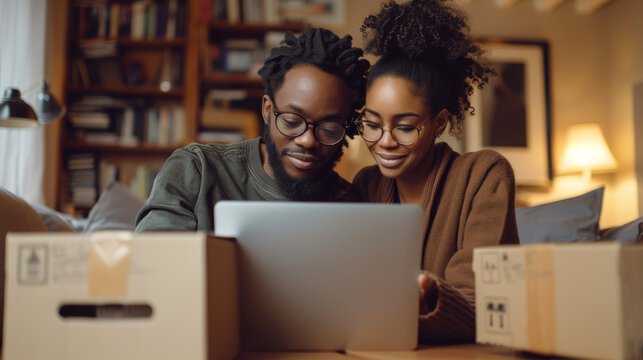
0,81,65,128
558,123,617,182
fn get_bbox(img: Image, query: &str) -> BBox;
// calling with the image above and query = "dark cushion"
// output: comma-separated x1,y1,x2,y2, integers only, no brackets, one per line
516,187,604,244
600,217,643,243
84,182,145,233
29,202,85,232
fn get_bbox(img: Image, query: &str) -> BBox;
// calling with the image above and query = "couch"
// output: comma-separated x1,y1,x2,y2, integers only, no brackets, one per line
0,183,640,351
515,187,642,244
0,182,144,349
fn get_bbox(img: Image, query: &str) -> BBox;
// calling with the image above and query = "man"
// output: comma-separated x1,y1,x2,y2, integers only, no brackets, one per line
135,27,370,231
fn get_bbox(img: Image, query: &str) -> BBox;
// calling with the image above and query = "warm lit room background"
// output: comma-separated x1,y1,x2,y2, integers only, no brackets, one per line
328,0,642,230
4,0,642,229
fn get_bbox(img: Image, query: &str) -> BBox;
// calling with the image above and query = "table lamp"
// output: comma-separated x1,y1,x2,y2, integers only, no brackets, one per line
0,81,65,128
558,123,617,182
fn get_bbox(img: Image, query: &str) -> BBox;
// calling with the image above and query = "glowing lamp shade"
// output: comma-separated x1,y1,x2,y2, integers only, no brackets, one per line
558,123,617,175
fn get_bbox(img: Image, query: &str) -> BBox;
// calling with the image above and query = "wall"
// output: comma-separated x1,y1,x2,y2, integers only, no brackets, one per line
603,0,642,228
326,0,640,227
637,0,643,215
635,83,643,215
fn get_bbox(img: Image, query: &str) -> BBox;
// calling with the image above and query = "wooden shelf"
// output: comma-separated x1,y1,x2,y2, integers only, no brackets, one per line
201,73,263,87
69,85,185,97
75,38,186,48
64,142,179,156
208,21,305,38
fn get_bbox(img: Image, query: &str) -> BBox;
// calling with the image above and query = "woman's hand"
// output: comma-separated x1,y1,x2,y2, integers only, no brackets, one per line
418,272,439,315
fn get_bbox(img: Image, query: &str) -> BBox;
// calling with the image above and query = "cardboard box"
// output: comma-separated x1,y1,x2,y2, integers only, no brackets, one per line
4,232,239,360
473,242,643,360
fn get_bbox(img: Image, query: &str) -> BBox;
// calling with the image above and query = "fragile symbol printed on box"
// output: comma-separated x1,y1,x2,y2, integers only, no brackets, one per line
485,297,510,333
18,244,48,285
481,253,501,284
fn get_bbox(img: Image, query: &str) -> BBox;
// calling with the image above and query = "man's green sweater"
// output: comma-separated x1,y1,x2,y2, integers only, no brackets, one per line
135,138,357,231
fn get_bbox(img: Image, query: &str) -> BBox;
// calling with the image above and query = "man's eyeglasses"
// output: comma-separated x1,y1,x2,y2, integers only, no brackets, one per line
355,111,428,146
271,100,347,146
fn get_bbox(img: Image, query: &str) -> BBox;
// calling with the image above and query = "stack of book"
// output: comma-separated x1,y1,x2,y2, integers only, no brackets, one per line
205,31,286,76
198,89,259,143
71,0,185,40
67,153,98,208
203,0,282,24
99,159,161,200
68,96,186,147
72,42,183,88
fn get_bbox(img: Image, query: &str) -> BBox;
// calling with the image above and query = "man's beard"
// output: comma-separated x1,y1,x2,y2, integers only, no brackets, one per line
263,124,345,201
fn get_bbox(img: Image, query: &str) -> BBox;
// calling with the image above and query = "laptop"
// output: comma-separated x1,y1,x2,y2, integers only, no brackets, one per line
214,201,423,351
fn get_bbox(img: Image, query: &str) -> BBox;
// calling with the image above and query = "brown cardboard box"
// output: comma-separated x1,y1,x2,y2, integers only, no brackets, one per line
4,232,239,360
473,242,643,360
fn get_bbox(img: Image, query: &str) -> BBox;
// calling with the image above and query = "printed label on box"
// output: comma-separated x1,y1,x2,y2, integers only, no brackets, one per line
51,243,89,283
18,244,48,285
502,252,524,284
481,253,501,284
484,296,510,334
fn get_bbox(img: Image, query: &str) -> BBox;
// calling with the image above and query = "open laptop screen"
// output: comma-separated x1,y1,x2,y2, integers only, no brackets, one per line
215,201,423,351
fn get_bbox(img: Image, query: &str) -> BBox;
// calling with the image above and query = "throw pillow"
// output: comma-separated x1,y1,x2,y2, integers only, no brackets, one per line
516,187,604,244
600,216,643,243
29,203,84,232
84,182,145,233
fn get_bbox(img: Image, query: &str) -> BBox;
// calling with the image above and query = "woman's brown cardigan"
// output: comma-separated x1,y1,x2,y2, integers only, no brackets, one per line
353,142,520,343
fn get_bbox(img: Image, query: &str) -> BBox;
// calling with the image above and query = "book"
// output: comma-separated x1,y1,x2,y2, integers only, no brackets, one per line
227,0,240,23
166,0,178,39
109,3,120,38
171,106,186,145
157,106,170,146
68,111,111,129
147,3,157,38
75,58,91,86
156,3,168,37
118,4,132,36
131,1,147,39
120,107,138,146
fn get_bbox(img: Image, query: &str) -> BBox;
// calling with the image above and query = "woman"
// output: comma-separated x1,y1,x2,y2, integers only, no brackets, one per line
353,0,520,343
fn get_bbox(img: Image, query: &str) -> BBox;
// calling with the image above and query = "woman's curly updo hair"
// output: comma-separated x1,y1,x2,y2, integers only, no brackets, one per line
259,26,371,138
361,0,494,136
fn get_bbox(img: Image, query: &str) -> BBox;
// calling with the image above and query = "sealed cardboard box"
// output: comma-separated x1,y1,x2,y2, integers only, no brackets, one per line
4,232,239,360
473,243,643,360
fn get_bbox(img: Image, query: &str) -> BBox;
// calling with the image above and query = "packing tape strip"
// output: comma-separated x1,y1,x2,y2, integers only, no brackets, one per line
526,245,555,354
88,232,133,298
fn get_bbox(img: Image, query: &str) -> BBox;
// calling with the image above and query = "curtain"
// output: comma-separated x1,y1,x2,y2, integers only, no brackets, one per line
0,0,47,204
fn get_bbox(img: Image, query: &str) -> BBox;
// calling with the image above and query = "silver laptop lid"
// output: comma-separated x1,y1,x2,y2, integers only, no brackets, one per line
215,201,422,351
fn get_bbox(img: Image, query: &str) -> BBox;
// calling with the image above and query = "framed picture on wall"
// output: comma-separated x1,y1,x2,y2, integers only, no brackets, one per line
440,40,552,186
281,0,346,26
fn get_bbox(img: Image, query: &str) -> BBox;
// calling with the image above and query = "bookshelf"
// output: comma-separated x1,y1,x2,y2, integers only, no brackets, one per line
58,0,305,215
207,20,305,35
198,11,305,147
68,85,185,97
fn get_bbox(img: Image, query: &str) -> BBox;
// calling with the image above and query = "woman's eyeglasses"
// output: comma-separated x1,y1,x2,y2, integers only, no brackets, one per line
355,111,428,146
